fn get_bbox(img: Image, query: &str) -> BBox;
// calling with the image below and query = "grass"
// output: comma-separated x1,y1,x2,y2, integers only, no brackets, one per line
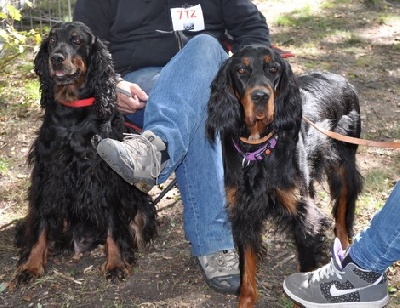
343,34,364,46
321,0,352,8
357,169,388,214
0,50,39,226
0,158,9,174
277,293,295,307
270,0,397,54
16,61,34,75
24,79,40,103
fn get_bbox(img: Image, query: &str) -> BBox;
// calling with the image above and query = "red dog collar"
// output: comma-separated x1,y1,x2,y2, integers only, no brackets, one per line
60,97,95,108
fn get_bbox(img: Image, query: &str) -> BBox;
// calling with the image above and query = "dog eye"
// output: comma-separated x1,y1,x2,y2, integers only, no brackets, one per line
73,37,81,45
269,67,278,74
49,37,56,45
238,68,246,74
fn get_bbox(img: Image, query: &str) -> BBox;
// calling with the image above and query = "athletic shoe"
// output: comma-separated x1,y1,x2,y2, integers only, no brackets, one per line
196,249,240,295
283,238,389,308
97,130,166,192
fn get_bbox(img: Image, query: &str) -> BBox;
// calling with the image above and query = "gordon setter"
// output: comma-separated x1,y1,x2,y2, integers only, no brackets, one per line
206,45,362,307
14,22,157,285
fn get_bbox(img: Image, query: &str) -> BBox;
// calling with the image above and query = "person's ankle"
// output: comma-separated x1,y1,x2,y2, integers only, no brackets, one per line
342,254,356,268
142,130,169,165
142,130,165,150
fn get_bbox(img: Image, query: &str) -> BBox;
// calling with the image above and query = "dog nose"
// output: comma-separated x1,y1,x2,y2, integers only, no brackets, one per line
251,90,269,103
50,53,65,65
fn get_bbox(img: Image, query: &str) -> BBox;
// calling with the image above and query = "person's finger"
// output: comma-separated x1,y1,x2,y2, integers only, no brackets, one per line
130,83,148,102
117,94,146,113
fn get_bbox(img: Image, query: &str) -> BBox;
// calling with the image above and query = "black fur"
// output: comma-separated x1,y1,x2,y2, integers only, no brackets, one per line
206,45,362,304
14,22,157,285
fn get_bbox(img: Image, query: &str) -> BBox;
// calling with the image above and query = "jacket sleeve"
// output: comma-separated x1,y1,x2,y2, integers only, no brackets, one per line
73,0,111,40
222,0,271,51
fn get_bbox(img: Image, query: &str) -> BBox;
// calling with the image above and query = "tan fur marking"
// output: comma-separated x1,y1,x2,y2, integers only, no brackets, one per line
336,166,350,249
266,84,275,124
17,230,48,278
239,246,258,307
54,55,87,103
241,85,274,140
226,187,237,211
55,84,80,102
242,87,255,126
275,187,299,215
73,56,87,74
102,233,128,274
131,212,146,249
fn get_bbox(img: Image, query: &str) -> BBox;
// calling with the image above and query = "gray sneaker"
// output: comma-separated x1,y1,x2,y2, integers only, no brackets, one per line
196,249,240,295
97,131,166,192
283,238,389,308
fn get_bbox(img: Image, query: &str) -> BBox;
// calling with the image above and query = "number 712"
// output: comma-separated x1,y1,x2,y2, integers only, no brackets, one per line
177,9,196,19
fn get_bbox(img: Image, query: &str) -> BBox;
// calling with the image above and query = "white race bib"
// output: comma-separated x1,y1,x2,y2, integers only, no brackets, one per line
170,4,205,32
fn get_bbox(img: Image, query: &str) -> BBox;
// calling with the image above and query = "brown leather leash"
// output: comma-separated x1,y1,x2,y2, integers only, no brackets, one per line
303,116,400,149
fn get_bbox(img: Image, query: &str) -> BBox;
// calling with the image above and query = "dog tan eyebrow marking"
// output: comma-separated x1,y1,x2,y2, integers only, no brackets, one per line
263,55,271,63
242,57,251,67
70,31,81,40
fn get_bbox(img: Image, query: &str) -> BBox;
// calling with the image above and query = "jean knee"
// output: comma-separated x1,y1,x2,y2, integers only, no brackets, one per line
186,34,227,61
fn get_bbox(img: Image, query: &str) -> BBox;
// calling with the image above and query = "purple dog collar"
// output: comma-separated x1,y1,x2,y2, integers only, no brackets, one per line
233,134,278,167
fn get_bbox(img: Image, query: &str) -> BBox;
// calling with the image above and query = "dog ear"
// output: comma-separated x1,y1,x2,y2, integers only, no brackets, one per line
206,58,242,142
87,35,116,118
34,35,53,108
272,59,302,138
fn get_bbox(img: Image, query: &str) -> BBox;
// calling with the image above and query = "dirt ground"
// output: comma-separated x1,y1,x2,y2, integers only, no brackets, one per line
0,0,399,307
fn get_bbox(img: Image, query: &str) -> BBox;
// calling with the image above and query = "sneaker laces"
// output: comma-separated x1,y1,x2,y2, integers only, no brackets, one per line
311,259,342,283
209,250,239,273
122,133,162,178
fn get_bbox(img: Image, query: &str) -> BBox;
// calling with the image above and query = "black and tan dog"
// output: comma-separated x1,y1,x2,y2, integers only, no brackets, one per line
14,22,157,285
206,45,362,307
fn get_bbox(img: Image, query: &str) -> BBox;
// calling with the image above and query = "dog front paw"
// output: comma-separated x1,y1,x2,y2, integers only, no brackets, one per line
102,261,130,283
14,266,44,286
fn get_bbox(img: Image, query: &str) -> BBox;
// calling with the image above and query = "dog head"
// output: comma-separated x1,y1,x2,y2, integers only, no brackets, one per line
34,21,115,117
207,45,302,142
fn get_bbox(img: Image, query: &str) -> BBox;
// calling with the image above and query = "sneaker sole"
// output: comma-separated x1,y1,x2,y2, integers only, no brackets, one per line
105,160,154,192
283,281,390,308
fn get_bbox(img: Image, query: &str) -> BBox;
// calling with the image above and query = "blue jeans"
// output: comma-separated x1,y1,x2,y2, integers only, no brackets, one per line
124,34,233,256
350,181,400,273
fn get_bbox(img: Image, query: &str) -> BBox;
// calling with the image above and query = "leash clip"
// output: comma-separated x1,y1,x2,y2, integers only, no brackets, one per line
242,157,251,167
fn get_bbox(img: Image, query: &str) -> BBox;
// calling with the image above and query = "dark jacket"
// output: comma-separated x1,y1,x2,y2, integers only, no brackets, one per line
73,0,270,75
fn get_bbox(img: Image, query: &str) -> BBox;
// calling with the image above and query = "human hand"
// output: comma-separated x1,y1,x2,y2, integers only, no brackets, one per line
115,80,148,114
